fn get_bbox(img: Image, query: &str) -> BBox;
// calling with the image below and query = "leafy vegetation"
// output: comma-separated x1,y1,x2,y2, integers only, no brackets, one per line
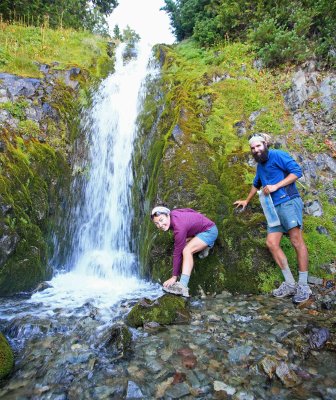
0,0,117,35
163,0,336,66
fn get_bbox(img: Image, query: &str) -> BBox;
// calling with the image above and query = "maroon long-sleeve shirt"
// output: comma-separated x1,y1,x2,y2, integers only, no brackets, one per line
169,208,215,276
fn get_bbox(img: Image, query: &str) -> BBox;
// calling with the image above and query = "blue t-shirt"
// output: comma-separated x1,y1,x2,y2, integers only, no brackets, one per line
253,149,302,206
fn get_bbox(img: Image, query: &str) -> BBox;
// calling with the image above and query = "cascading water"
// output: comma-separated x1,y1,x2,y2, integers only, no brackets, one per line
0,41,161,330
29,42,161,316
69,44,141,280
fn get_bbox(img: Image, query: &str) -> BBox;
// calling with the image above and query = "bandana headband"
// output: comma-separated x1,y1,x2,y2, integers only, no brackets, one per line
249,135,266,145
151,206,171,216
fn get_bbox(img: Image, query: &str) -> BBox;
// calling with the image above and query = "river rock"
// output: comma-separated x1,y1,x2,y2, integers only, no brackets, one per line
214,380,236,395
308,327,330,349
259,355,278,378
164,382,190,398
275,362,301,387
126,380,144,399
228,345,253,363
101,323,132,360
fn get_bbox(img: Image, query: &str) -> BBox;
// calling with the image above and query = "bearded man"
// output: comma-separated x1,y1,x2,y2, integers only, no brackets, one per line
234,134,311,303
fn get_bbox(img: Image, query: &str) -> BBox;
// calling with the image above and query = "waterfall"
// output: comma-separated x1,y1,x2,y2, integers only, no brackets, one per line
69,44,145,279
24,42,160,317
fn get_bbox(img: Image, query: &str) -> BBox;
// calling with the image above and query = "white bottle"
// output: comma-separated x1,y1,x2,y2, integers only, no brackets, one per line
258,190,281,227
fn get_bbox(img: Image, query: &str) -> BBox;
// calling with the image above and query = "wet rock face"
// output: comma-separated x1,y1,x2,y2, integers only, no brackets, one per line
0,223,19,265
0,65,83,295
126,294,190,327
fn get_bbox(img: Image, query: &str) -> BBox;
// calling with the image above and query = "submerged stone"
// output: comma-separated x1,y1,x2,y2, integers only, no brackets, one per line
126,294,190,328
126,380,144,399
101,323,132,360
228,345,253,363
275,362,302,388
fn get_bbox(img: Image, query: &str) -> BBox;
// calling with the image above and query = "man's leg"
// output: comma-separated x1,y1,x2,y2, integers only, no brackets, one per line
288,226,311,303
266,232,287,269
266,232,296,297
288,227,308,272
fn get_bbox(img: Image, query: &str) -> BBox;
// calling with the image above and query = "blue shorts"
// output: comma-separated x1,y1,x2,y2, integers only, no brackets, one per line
268,197,304,234
196,225,218,247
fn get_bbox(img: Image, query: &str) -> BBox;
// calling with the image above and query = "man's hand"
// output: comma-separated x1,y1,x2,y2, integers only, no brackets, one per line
163,276,177,287
263,184,278,195
234,200,248,210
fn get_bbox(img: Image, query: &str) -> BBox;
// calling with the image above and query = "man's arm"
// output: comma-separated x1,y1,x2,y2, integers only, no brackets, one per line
234,186,258,210
263,173,299,195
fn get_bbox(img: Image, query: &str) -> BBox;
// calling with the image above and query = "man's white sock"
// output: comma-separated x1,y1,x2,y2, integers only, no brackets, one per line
281,266,295,286
298,271,308,286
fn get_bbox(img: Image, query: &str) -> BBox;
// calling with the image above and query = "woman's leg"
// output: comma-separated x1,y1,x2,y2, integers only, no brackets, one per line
181,236,208,276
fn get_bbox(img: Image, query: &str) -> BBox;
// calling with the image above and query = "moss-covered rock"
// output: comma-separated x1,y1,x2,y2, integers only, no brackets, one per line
133,41,336,295
0,134,71,295
126,295,190,328
0,333,14,379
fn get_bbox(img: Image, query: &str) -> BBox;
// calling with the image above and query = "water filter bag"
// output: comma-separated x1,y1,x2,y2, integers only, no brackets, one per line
258,190,281,227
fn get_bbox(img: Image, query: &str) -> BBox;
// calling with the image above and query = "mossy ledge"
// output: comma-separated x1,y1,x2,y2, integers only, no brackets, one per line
133,41,336,295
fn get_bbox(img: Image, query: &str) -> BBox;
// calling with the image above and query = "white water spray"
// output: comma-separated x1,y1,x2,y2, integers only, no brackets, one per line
28,42,161,315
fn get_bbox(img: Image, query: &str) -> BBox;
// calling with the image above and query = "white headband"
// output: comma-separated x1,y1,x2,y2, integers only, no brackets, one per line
151,206,170,216
249,135,266,145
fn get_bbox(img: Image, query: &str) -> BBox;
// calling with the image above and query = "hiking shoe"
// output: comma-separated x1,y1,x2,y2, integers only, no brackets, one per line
198,247,210,259
163,282,190,298
293,284,312,304
272,282,296,298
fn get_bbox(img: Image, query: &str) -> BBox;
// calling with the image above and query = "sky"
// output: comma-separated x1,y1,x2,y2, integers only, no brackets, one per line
107,0,175,45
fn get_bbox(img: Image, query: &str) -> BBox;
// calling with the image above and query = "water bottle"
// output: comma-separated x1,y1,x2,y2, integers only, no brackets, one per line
258,190,281,227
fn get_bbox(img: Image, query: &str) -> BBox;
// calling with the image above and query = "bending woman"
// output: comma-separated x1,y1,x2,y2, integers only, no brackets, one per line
151,206,218,297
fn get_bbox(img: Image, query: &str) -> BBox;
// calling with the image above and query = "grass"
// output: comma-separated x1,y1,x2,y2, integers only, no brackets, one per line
164,40,293,156
0,22,112,78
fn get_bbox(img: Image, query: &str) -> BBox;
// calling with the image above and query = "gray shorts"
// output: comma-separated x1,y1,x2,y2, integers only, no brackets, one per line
267,197,303,234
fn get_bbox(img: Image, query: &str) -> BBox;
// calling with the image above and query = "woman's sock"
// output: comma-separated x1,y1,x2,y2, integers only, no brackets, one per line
180,274,190,287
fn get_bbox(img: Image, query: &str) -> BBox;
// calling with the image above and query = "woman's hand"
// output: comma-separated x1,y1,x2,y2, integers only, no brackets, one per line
163,276,177,287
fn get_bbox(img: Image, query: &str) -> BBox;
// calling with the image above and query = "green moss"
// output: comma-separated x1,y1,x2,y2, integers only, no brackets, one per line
17,120,40,138
134,40,335,295
0,136,69,295
126,295,190,328
0,99,29,119
0,333,14,379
